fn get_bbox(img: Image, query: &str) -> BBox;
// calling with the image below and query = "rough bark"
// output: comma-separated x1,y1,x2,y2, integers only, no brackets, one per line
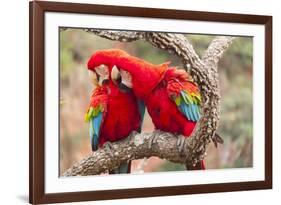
63,130,191,176
62,29,235,176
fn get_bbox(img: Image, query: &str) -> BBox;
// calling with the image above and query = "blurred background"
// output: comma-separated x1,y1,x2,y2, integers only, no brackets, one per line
59,28,253,175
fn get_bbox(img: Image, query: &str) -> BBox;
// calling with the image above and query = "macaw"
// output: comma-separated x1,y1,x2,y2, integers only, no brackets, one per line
108,49,205,170
84,50,145,174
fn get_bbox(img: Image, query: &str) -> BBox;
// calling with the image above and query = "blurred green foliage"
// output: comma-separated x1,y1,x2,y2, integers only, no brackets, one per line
59,29,253,174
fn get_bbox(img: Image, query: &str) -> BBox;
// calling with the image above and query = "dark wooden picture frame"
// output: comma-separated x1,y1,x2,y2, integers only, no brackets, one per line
29,1,272,204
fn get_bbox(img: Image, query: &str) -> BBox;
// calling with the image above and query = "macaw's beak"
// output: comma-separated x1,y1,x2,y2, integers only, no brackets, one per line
111,65,121,85
111,65,132,92
98,76,109,86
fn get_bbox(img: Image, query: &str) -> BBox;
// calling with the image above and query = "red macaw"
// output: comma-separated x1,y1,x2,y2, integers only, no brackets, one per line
84,50,145,174
109,49,205,170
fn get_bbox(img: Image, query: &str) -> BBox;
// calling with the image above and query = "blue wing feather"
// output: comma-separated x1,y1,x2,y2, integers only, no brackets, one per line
188,104,196,122
90,112,103,151
89,120,94,147
180,103,191,121
177,91,200,122
191,104,196,121
167,79,201,122
192,104,200,120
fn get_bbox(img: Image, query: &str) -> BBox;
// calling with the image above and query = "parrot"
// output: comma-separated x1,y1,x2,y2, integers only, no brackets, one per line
84,50,145,174
107,49,206,170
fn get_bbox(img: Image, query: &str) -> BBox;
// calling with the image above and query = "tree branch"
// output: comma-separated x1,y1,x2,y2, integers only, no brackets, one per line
84,29,145,42
202,36,235,68
62,29,235,175
63,130,191,176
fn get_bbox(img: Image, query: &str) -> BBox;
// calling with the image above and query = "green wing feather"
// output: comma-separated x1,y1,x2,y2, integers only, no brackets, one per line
169,79,201,122
85,88,107,151
174,90,201,122
85,105,104,151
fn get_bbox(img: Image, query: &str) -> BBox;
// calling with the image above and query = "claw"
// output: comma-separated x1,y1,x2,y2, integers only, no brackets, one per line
148,131,158,149
177,136,185,154
212,133,224,148
129,130,138,141
103,141,114,157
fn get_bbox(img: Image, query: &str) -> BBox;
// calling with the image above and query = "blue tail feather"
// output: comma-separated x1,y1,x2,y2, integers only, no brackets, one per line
89,112,103,151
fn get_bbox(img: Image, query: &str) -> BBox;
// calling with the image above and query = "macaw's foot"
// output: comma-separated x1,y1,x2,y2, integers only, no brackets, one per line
128,130,138,141
103,141,114,157
177,136,186,155
148,130,158,149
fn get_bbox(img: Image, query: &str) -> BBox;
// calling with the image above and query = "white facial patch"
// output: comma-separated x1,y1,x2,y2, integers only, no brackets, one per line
88,70,98,86
120,69,132,88
95,64,109,85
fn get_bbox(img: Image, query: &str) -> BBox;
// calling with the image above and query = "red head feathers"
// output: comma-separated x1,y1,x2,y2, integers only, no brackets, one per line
112,49,170,99
87,49,129,72
87,49,131,86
